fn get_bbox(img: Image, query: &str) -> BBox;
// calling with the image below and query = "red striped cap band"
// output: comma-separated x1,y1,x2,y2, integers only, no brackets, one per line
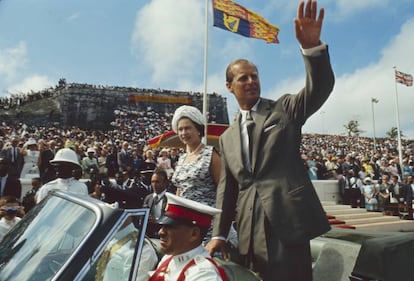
164,204,212,228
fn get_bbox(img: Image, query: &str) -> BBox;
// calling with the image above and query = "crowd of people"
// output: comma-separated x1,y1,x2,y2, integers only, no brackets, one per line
1,110,412,280
0,112,413,217
0,85,58,110
0,122,412,179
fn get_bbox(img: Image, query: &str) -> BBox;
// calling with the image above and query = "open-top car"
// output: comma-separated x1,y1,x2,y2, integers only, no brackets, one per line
0,191,260,281
1,190,414,281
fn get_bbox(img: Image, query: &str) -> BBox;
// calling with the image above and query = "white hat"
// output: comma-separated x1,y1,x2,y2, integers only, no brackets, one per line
50,148,81,168
87,147,96,154
171,105,205,133
160,148,169,154
158,193,221,228
25,138,37,147
363,177,372,184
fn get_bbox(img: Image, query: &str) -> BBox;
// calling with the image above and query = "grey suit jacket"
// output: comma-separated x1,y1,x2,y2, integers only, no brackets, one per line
213,50,334,254
143,193,168,214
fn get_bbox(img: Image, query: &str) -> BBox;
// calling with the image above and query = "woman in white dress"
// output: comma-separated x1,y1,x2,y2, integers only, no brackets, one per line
170,105,237,247
20,138,40,179
361,177,378,211
156,148,173,177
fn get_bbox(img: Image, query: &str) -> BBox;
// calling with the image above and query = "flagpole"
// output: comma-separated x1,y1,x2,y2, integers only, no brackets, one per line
371,98,378,154
202,0,209,145
393,66,403,168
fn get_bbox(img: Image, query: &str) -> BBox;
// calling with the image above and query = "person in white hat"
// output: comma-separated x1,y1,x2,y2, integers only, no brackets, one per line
361,177,378,211
156,148,173,177
20,138,40,179
36,148,88,203
148,193,226,281
170,105,224,242
81,147,99,179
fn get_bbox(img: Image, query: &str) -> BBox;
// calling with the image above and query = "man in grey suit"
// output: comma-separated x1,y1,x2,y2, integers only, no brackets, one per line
142,168,169,238
206,1,334,280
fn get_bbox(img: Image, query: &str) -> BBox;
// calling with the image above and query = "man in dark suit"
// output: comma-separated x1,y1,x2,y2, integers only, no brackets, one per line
137,161,156,191
105,145,119,178
4,137,24,178
402,175,413,220
117,141,133,176
0,139,6,158
38,140,57,184
142,168,169,238
101,169,151,209
389,175,403,202
206,1,334,280
0,157,22,200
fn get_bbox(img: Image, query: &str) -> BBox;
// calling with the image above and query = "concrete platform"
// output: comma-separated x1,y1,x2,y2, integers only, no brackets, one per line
320,200,338,206
325,207,368,216
333,212,384,220
345,215,400,225
322,201,414,232
354,220,414,232
323,203,357,208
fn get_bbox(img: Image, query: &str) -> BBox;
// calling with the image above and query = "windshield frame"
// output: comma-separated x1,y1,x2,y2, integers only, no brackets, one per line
0,192,102,281
75,208,150,281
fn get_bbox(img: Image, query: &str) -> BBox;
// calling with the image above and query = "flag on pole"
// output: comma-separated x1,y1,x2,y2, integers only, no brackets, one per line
395,70,413,86
212,0,279,44
371,98,379,103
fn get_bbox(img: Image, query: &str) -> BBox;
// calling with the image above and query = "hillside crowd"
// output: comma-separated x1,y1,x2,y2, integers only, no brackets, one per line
0,120,413,183
0,115,412,234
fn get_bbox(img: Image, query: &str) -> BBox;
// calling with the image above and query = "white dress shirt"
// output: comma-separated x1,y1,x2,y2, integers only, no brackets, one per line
240,101,258,171
151,190,166,220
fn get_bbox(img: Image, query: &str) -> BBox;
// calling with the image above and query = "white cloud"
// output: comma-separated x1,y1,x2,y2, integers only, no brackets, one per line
258,0,390,23
66,12,80,22
0,41,28,82
267,17,414,139
7,74,54,94
331,0,389,20
131,0,205,87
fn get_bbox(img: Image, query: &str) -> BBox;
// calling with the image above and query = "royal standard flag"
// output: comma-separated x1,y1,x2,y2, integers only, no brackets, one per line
212,0,279,44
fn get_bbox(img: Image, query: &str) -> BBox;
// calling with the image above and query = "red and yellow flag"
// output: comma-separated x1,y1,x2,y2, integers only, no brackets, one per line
212,0,279,44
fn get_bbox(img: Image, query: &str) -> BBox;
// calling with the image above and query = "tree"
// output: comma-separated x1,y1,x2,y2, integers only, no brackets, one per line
386,127,404,138
343,120,363,136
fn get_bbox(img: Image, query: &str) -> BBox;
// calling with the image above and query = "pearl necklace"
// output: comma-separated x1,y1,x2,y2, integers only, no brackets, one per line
187,142,204,156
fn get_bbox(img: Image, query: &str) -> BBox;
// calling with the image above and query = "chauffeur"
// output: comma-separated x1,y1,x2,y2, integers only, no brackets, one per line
36,148,88,203
148,193,226,281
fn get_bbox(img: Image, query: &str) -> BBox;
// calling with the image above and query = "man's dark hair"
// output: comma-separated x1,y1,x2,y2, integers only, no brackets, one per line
153,168,168,181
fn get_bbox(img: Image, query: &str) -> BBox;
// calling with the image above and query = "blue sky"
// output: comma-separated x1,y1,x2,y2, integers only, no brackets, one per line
1,0,414,139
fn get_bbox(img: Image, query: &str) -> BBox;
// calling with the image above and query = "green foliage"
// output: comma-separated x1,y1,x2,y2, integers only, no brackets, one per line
343,120,363,136
386,127,404,138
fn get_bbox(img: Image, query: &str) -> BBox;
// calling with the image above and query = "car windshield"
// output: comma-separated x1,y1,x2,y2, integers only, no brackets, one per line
0,195,96,281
